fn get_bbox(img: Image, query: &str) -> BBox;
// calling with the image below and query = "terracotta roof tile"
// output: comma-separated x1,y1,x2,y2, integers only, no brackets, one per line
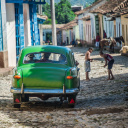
91,0,125,14
42,24,65,29
114,0,128,15
82,15,90,21
75,0,104,15
37,14,48,20
60,17,78,30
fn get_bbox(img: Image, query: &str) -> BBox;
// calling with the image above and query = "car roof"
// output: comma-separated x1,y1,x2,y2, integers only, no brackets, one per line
22,45,71,55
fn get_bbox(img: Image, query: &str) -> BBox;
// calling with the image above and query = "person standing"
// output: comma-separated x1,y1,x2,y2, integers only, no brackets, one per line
85,47,93,81
95,33,100,48
103,30,107,38
100,51,114,80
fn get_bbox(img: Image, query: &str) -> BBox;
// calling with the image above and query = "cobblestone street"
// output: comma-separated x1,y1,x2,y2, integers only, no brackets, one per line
0,46,128,128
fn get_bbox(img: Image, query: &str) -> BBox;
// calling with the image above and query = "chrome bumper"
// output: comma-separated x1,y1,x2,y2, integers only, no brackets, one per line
10,87,79,94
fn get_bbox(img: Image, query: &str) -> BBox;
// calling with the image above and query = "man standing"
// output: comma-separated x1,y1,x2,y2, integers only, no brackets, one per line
100,51,114,80
85,47,93,81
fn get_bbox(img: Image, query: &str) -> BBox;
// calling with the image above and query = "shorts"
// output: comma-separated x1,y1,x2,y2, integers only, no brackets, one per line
108,59,114,69
85,61,91,72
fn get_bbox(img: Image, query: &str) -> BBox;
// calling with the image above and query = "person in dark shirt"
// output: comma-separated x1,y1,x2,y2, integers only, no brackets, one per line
103,30,107,38
100,51,114,80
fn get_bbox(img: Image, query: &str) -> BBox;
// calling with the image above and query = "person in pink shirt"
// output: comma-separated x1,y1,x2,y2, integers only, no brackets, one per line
100,51,114,80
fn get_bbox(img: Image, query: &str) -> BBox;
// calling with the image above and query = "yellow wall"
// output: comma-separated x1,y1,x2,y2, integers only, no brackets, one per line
98,14,103,39
121,15,128,46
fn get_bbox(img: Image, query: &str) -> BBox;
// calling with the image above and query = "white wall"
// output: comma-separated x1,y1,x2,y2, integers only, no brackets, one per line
116,17,122,37
87,13,96,40
62,30,66,43
103,16,114,38
23,4,31,47
39,24,43,45
1,0,7,51
78,14,83,40
6,3,16,67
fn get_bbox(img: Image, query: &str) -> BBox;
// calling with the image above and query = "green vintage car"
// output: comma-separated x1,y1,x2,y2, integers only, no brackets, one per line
11,45,80,108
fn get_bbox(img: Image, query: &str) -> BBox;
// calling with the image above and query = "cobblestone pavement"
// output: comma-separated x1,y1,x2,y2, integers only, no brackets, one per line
0,46,128,128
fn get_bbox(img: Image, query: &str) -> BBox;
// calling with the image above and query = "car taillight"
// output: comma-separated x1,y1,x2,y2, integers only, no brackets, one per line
14,75,21,79
67,76,73,79
15,98,20,103
70,99,75,104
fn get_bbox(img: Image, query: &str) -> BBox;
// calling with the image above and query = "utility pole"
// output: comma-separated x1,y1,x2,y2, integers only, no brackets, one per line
50,0,57,46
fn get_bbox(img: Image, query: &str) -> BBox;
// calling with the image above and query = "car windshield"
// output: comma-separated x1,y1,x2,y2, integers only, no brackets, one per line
23,52,67,64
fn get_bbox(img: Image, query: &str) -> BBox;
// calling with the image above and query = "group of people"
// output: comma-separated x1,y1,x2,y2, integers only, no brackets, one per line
85,47,114,81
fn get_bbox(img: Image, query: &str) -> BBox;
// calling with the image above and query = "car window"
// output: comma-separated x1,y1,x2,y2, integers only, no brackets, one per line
23,52,67,64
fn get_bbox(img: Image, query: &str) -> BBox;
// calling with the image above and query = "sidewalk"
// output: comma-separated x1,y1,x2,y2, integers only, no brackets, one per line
0,67,14,77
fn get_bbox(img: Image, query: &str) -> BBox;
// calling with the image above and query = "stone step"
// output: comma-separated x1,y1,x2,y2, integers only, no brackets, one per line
0,67,14,77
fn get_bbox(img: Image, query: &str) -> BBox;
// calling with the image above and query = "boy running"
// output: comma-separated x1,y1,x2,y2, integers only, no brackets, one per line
85,47,93,81
100,51,114,80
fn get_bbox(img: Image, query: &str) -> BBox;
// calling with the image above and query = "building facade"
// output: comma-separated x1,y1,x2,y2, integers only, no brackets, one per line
0,0,46,68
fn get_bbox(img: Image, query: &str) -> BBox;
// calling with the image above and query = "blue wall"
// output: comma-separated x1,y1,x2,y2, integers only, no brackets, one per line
15,3,25,61
29,4,39,46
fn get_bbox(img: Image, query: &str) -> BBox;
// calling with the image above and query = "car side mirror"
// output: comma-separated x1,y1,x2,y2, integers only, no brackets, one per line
76,61,79,66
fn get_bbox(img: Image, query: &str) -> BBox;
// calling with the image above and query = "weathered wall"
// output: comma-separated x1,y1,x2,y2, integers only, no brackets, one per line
73,25,79,40
103,16,114,38
78,14,84,40
121,15,128,46
23,4,31,47
1,0,7,51
116,17,122,37
84,20,91,44
6,3,16,67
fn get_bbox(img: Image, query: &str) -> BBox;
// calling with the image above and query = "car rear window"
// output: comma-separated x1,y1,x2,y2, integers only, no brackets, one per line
23,52,67,64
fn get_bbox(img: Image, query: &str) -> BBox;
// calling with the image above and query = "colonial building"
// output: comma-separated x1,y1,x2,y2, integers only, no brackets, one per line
75,0,106,45
113,0,128,46
60,18,78,45
42,24,64,45
0,0,47,68
91,0,124,40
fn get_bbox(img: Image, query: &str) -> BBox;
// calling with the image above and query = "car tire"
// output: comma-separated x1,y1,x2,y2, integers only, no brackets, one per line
14,104,21,108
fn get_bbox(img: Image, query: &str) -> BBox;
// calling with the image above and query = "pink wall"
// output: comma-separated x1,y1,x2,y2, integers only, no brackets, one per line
84,20,92,44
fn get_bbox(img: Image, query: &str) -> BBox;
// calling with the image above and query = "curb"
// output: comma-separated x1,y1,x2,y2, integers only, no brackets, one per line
0,67,14,77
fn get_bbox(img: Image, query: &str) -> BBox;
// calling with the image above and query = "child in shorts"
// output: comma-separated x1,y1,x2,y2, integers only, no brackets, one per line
100,51,114,80
85,47,93,81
